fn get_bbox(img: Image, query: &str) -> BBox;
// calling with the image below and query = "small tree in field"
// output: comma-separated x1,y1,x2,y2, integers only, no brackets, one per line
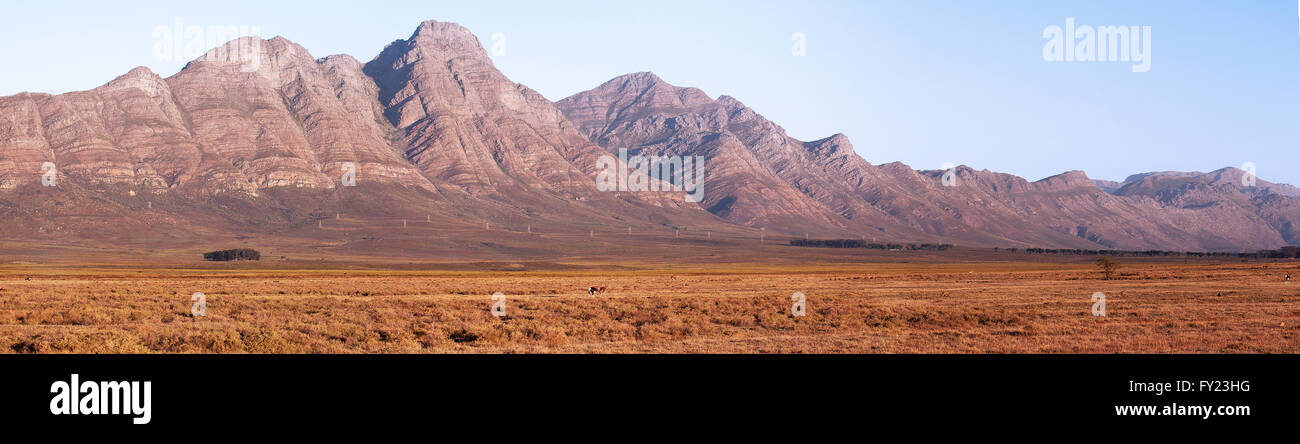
1095,257,1121,280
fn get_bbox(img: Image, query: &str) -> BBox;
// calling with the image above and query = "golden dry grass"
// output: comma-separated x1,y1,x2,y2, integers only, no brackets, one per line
0,261,1297,353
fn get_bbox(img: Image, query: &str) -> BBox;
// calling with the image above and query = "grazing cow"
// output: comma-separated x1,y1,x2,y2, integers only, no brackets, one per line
588,286,607,296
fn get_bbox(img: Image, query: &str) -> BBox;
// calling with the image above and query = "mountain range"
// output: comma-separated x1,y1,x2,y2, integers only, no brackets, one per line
1,20,1295,254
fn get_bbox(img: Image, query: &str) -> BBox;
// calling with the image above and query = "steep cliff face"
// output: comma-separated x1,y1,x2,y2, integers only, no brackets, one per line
360,21,706,222
366,22,577,196
0,92,56,191
162,36,443,195
0,37,444,196
0,68,188,192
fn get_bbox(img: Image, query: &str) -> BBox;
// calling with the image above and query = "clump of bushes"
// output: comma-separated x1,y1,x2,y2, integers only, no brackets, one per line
203,249,261,261
1008,245,1300,258
789,239,952,251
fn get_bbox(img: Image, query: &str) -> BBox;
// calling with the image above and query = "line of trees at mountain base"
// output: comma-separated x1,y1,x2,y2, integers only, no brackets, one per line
789,239,1300,259
789,239,953,251
998,245,1300,259
203,249,261,261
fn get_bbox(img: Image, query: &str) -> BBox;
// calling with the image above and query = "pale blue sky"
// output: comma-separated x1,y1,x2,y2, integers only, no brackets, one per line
2,0,1297,184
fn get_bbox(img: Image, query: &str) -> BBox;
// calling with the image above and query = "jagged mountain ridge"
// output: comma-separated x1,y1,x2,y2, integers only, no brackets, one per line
556,72,1300,251
0,21,721,247
0,20,1296,253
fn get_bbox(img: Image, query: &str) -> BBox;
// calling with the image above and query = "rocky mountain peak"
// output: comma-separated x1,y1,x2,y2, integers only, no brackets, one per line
1034,170,1095,191
179,35,325,90
614,71,665,85
580,72,714,109
407,20,489,60
716,95,746,112
804,133,855,159
104,66,169,97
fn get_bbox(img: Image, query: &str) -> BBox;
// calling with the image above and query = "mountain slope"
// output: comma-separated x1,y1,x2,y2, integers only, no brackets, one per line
1113,168,1300,247
0,21,728,251
555,72,882,235
2,21,1298,254
558,73,1300,251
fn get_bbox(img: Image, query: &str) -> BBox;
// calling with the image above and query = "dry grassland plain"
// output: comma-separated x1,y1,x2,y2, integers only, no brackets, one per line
1,256,1297,354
